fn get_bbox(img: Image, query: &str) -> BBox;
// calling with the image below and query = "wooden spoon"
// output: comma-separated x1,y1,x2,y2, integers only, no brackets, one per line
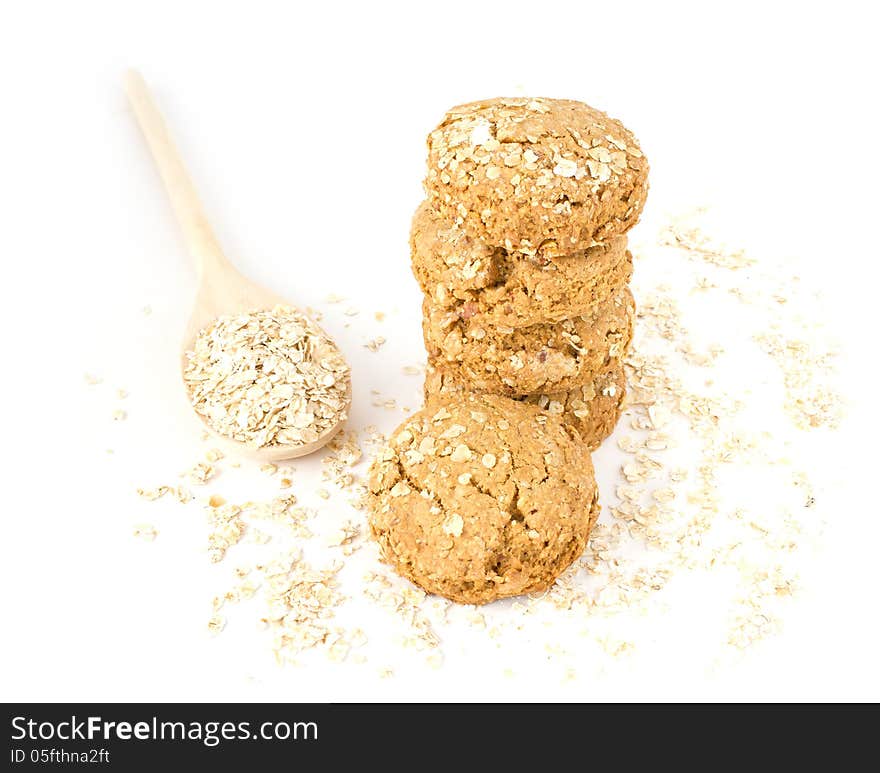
124,70,350,460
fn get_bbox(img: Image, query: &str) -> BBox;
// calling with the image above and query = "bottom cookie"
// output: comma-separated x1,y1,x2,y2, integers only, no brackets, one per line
424,359,626,451
367,393,600,605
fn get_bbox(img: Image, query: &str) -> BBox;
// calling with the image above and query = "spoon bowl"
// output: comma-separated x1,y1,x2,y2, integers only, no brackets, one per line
181,269,351,462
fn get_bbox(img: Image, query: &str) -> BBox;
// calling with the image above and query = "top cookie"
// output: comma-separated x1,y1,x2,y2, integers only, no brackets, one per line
424,97,648,251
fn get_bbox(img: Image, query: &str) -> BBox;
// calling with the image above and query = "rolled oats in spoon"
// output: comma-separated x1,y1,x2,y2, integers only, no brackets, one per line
184,307,350,450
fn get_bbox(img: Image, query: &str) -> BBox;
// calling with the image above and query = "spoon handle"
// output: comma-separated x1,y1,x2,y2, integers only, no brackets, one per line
124,69,229,280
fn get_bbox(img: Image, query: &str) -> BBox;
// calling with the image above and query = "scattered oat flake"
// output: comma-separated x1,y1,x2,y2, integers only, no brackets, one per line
186,462,216,485
133,524,158,541
175,486,193,504
137,486,170,501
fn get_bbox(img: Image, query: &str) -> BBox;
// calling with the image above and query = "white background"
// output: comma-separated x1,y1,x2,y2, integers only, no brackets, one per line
1,0,877,702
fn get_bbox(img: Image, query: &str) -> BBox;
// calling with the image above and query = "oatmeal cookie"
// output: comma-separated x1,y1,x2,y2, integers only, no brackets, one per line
424,97,648,252
422,287,634,395
367,394,599,604
424,360,626,451
411,202,632,327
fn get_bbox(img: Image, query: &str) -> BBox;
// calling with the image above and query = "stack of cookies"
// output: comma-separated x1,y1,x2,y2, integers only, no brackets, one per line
366,98,648,606
411,97,648,450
